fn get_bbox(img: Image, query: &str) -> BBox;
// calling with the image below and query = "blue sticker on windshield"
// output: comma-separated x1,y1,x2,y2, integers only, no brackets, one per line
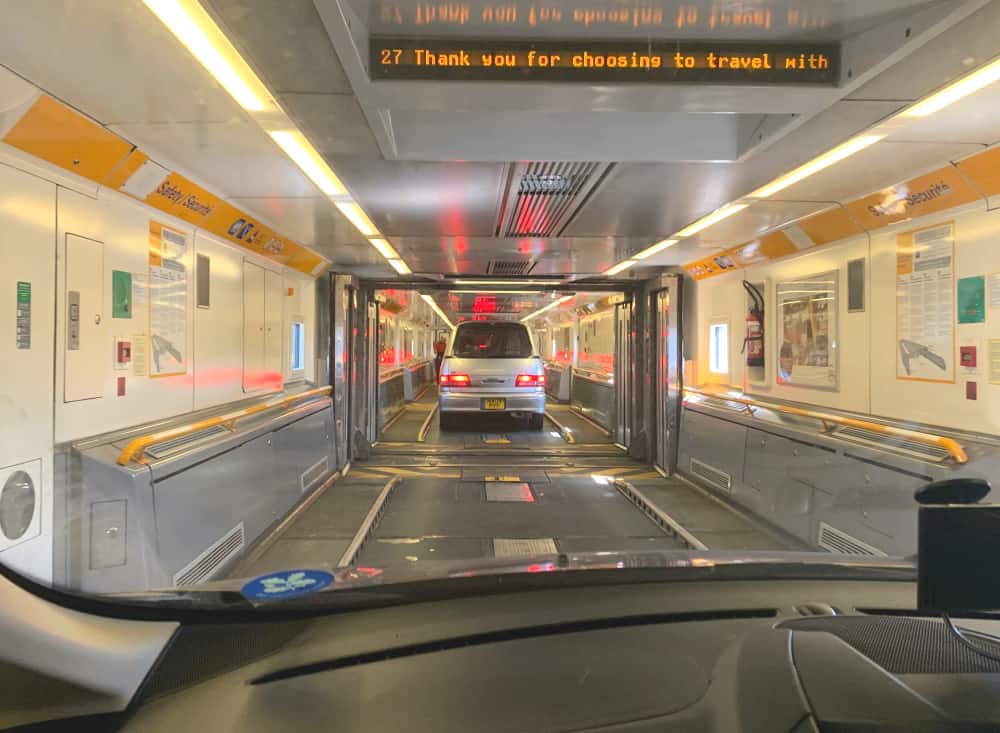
241,569,334,601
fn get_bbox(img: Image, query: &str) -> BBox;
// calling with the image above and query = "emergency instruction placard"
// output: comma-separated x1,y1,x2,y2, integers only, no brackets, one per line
148,221,188,377
896,222,954,383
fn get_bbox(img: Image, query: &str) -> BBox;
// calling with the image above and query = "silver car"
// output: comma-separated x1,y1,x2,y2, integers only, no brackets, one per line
439,321,546,430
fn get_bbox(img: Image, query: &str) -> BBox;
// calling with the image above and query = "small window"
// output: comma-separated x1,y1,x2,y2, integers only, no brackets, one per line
291,321,305,372
709,322,729,374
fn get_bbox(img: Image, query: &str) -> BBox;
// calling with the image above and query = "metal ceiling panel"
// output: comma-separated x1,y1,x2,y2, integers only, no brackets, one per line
203,0,353,94
845,0,1000,103
0,0,240,125
564,99,906,238
688,201,832,246
110,119,318,199
886,83,1000,146
329,159,506,236
279,93,381,157
390,111,742,162
766,140,985,203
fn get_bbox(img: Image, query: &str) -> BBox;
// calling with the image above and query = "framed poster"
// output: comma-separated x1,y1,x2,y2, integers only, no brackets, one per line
896,222,954,383
148,220,188,377
776,270,839,390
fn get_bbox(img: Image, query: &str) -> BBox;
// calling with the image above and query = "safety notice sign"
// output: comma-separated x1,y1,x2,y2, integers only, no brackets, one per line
16,281,30,349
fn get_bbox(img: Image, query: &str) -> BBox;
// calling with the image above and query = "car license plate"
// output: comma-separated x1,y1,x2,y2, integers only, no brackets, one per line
482,398,506,410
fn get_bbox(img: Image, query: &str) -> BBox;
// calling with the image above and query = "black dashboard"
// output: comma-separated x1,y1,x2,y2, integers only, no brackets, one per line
94,576,1000,732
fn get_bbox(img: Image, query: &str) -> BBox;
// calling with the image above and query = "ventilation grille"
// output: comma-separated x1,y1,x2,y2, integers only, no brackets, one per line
173,522,245,586
818,522,886,557
689,458,732,491
832,425,951,463
145,426,229,460
487,259,536,276
300,457,329,492
497,161,613,237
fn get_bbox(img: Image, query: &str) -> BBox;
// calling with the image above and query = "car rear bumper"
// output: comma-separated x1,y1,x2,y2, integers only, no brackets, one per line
439,390,545,414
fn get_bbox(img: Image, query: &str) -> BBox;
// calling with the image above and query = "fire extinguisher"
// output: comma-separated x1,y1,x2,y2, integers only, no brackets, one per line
742,281,765,368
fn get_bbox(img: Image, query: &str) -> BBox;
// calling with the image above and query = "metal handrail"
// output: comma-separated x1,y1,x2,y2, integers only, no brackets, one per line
683,388,968,464
116,386,333,466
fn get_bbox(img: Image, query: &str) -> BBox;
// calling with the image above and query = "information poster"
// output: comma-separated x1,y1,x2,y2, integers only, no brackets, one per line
990,340,1000,385
148,221,187,377
112,270,132,319
896,222,954,383
776,271,838,390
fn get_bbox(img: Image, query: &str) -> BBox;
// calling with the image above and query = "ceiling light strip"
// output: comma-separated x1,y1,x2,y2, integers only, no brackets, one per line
143,0,272,112
269,130,348,196
421,293,455,330
901,55,1000,118
144,0,416,276
521,295,574,323
748,134,885,199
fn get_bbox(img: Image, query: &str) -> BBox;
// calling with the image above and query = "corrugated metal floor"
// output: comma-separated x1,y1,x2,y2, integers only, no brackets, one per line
237,454,795,578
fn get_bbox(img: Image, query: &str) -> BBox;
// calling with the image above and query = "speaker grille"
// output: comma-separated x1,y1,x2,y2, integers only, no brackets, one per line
780,615,1000,674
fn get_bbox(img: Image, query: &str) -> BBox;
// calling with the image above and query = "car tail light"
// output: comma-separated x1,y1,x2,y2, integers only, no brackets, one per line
515,374,545,387
440,373,471,386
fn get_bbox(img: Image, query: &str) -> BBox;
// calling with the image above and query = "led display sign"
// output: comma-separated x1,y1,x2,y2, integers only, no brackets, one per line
370,37,839,84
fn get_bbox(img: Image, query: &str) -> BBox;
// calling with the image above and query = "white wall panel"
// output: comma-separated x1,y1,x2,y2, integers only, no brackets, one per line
192,233,245,410
690,199,1000,435
54,189,196,443
0,162,56,582
870,203,1000,434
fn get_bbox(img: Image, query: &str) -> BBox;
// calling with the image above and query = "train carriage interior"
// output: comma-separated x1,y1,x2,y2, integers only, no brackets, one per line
5,1,1000,730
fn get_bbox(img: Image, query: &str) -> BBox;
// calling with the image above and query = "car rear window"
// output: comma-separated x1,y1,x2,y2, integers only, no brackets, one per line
452,323,532,358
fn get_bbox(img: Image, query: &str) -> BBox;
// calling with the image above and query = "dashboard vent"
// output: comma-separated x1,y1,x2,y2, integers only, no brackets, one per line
689,458,732,492
818,522,886,557
496,161,613,237
173,522,245,586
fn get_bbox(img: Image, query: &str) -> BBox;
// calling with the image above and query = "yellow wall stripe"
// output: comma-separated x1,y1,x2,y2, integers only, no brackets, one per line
2,95,328,277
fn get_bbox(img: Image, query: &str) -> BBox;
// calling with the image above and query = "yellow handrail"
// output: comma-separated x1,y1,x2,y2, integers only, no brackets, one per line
116,386,333,466
684,387,968,464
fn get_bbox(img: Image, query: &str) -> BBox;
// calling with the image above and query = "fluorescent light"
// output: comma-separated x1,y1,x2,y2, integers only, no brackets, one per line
369,238,399,259
604,260,637,276
143,0,272,112
453,279,559,286
749,134,885,198
387,259,411,275
420,293,455,330
269,130,348,196
521,295,573,323
676,203,749,238
452,290,539,294
634,239,678,260
335,201,378,238
902,56,1000,118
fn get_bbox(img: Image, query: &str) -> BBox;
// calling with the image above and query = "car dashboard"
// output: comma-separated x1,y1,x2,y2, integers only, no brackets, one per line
104,575,1000,732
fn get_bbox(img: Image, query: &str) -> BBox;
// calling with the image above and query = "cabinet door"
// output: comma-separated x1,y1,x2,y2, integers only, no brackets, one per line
65,234,105,402
242,261,266,392
264,269,284,387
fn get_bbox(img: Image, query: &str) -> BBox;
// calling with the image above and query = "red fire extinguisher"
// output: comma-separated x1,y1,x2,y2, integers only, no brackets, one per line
742,281,765,368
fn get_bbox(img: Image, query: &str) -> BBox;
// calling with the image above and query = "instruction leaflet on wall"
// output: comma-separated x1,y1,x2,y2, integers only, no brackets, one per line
896,222,954,383
148,221,187,377
990,340,1000,384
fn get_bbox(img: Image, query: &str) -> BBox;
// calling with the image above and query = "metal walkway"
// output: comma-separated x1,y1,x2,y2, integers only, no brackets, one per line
236,453,797,578
375,386,621,454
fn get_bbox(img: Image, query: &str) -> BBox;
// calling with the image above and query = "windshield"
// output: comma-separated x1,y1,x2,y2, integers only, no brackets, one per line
452,323,533,358
0,0,994,612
